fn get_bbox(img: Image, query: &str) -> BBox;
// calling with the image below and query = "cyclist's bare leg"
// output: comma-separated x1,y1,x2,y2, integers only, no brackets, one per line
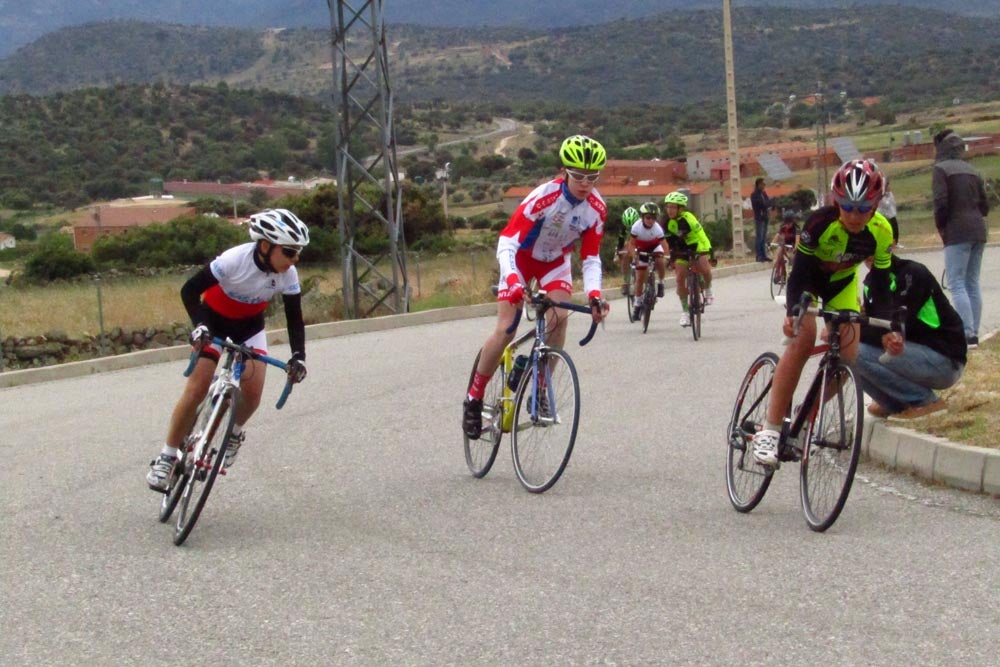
765,313,817,426
475,299,521,377
618,251,630,286
635,266,648,297
542,288,572,350
233,358,266,426
654,255,666,282
673,261,688,302
774,246,786,279
695,255,713,289
165,356,216,448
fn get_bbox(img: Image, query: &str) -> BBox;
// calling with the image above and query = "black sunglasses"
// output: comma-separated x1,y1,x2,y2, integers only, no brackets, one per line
279,246,301,259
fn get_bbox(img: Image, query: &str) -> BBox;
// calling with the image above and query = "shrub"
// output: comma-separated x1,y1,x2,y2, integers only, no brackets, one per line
23,233,95,282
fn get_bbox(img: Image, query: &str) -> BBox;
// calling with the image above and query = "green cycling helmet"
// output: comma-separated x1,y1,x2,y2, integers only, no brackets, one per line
639,202,660,216
559,135,607,171
664,191,689,207
622,207,640,225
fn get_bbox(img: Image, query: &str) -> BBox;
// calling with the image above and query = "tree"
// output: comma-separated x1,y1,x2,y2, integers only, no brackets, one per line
23,233,95,282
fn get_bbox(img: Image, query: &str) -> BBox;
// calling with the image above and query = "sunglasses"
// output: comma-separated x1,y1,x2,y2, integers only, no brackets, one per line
566,169,600,183
279,246,302,259
836,199,874,214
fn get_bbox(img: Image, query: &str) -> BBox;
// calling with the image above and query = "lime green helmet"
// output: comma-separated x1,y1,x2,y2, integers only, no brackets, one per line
664,191,689,207
622,207,640,225
639,202,660,216
559,135,607,171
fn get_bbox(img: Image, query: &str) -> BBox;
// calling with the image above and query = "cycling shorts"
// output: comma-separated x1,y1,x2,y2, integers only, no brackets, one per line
499,252,573,296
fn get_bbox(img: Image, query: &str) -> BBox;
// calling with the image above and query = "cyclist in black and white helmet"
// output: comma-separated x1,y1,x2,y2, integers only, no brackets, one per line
146,208,310,492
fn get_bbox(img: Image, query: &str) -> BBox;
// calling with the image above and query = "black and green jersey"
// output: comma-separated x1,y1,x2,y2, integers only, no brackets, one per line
786,206,894,315
664,210,711,256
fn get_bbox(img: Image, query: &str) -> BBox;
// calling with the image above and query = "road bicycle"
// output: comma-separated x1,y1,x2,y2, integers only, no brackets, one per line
769,242,795,301
632,251,660,333
157,337,294,545
673,250,714,341
463,286,600,493
725,294,903,532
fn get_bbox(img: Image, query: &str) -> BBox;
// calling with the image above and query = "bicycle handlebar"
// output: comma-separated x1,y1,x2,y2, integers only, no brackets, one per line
183,337,295,409
502,292,601,346
790,292,907,338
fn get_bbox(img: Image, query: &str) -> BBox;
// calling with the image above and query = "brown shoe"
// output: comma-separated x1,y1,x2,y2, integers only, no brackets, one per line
867,402,891,418
888,398,947,421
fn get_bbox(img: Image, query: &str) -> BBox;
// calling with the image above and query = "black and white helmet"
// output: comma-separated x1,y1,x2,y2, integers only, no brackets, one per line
248,209,310,247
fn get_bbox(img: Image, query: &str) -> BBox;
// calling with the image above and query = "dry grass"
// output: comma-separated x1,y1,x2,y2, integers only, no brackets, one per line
913,335,1000,450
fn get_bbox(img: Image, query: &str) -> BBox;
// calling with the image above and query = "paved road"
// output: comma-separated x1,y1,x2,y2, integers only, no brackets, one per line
3,248,999,665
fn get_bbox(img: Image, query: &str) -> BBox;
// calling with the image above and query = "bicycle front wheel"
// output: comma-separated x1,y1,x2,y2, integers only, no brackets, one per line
641,287,653,334
688,272,702,341
726,352,778,512
463,349,503,478
511,349,581,493
800,363,863,532
174,388,237,546
626,269,637,323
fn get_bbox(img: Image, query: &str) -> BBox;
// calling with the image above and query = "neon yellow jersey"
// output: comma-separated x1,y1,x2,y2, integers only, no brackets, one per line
664,210,711,254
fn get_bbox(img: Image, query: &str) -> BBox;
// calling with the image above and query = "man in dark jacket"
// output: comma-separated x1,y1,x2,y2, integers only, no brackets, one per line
750,177,772,262
933,130,990,347
854,254,967,420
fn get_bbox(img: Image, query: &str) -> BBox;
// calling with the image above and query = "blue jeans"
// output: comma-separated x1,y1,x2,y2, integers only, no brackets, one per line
852,342,963,413
754,219,769,260
944,242,984,338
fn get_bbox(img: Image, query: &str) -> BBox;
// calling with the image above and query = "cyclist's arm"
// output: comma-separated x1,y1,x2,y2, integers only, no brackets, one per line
579,217,604,299
180,264,218,326
282,293,306,360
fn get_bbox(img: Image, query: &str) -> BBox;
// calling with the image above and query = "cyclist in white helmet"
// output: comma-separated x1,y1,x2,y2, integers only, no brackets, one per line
146,208,311,492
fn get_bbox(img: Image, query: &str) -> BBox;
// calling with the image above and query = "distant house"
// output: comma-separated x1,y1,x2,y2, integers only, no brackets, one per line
0,232,15,250
687,142,841,181
72,201,197,251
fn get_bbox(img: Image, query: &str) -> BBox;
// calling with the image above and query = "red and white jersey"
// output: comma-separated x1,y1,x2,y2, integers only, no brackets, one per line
630,221,666,252
203,243,301,319
497,179,606,296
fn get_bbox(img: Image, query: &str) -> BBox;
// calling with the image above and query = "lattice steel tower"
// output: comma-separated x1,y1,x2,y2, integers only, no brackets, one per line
327,0,408,318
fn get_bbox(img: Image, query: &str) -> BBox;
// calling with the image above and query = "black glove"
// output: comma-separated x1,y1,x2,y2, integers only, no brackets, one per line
286,353,307,383
189,324,211,348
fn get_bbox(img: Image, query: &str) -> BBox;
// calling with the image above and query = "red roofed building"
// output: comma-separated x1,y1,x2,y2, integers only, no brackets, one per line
72,200,197,251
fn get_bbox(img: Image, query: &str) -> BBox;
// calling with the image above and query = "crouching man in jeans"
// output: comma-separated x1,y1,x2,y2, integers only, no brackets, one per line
854,250,967,420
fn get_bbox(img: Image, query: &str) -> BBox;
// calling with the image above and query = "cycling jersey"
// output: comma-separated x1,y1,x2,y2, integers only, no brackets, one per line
497,178,606,297
181,242,305,358
777,221,799,246
664,210,711,256
786,206,894,315
629,220,666,253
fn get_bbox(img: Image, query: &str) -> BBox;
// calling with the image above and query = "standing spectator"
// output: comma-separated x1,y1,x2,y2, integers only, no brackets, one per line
877,179,899,244
751,177,772,262
933,130,990,348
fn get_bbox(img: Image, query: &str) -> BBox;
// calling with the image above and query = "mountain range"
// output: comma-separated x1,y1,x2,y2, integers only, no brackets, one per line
1,0,999,58
2,7,998,111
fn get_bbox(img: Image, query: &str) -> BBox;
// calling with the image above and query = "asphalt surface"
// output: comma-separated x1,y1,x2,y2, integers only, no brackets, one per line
2,247,999,665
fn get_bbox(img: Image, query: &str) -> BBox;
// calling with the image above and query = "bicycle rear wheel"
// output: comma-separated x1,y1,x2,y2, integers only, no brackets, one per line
800,363,863,532
173,388,237,546
726,352,778,512
769,262,786,301
688,272,702,341
463,349,503,478
511,348,580,493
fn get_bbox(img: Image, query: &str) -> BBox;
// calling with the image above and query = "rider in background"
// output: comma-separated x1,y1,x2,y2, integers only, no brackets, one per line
770,210,800,284
462,135,609,440
146,209,310,491
618,206,640,295
627,201,668,321
751,160,895,468
663,190,714,327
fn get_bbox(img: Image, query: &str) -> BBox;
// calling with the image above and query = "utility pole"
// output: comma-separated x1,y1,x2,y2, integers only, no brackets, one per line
722,0,747,256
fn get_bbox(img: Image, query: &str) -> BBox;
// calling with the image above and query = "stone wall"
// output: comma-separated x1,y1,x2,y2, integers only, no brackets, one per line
2,324,190,371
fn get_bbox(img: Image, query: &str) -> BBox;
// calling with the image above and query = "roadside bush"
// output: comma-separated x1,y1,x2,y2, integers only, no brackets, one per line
23,233,95,282
91,215,245,268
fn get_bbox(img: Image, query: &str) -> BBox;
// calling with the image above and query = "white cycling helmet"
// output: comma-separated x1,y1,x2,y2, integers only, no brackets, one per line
248,208,310,247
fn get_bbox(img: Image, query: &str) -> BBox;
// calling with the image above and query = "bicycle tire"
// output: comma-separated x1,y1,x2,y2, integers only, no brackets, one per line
626,268,637,323
688,271,702,341
173,388,237,546
511,348,580,493
769,262,786,301
158,396,212,523
726,352,777,512
641,277,654,334
800,362,863,532
463,349,503,478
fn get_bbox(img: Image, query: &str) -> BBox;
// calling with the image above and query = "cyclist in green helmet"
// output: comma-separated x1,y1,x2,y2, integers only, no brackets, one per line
618,206,640,294
663,190,714,327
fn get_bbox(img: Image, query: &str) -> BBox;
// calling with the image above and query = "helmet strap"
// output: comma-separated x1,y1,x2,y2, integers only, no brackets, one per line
254,240,277,273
